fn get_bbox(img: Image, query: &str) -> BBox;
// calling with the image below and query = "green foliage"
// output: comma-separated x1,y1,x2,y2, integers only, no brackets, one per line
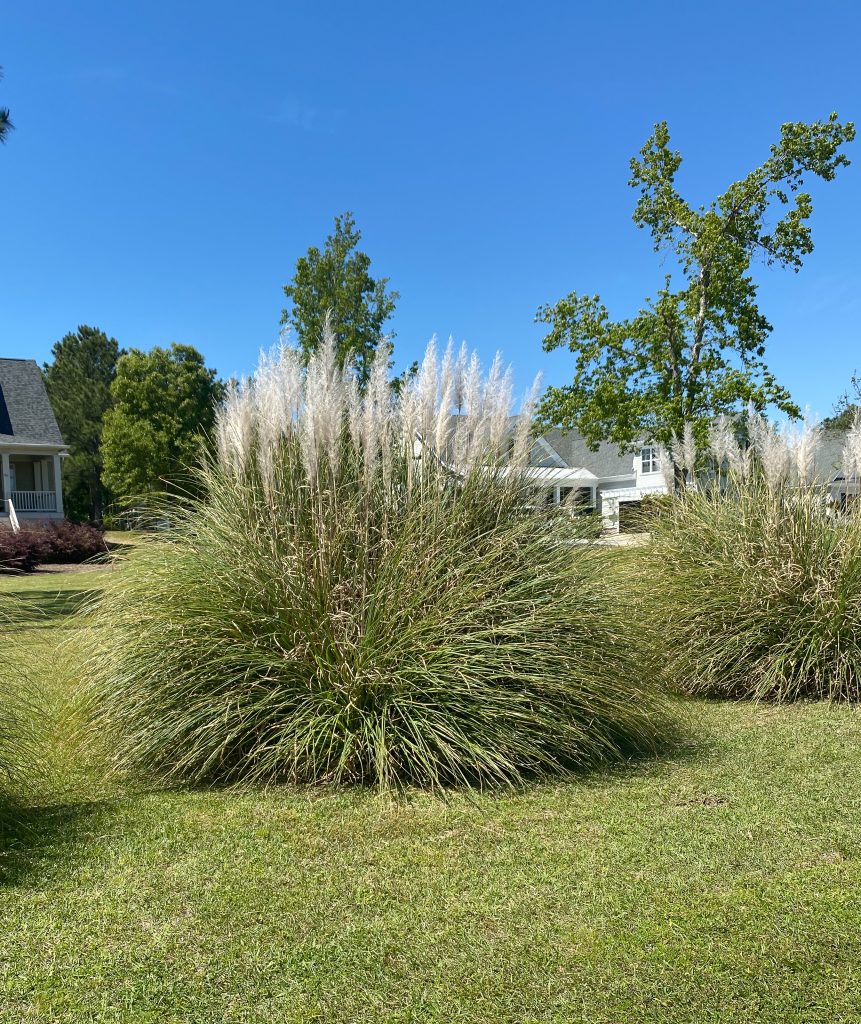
0,66,13,145
281,212,399,386
43,325,122,522
637,492,674,527
538,114,855,469
640,479,861,701
101,343,222,500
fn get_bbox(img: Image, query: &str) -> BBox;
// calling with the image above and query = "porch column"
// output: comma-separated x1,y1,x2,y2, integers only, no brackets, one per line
52,454,64,517
1,452,9,502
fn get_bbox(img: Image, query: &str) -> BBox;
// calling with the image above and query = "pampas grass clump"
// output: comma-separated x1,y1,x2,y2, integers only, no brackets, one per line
81,328,669,790
642,412,861,701
0,602,40,828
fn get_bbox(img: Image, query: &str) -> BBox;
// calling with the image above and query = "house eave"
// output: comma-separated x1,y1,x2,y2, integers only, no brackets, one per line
0,440,69,453
523,467,599,483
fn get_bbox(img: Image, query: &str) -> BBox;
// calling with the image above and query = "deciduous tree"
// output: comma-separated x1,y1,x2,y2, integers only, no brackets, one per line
281,212,398,387
538,114,855,484
101,344,222,499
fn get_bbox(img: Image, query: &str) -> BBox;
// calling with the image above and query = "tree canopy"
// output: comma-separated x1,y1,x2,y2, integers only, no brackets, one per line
101,344,222,499
537,114,855,478
43,326,122,522
281,212,399,387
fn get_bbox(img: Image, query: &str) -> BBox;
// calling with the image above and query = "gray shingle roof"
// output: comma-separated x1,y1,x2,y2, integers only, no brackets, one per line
537,428,638,477
0,359,65,446
815,429,850,481
538,425,851,483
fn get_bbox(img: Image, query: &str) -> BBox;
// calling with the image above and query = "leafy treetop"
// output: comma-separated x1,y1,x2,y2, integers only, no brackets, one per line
101,343,222,499
43,326,122,522
281,212,399,388
537,114,855,472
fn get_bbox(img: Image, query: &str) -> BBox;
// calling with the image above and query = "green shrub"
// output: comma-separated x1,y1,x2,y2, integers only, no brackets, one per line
80,335,671,790
637,493,674,530
641,473,861,702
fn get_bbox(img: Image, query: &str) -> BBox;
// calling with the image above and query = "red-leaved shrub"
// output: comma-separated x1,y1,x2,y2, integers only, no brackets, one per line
0,528,51,572
0,521,107,572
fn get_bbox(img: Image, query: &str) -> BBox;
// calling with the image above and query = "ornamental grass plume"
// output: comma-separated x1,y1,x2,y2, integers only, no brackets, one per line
80,328,670,791
786,412,823,487
746,407,791,492
708,414,745,479
638,459,861,702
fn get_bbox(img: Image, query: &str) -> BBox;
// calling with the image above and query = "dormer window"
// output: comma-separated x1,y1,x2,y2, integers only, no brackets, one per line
641,446,660,474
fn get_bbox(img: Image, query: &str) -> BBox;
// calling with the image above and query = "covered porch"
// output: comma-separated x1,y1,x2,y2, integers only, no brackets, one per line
0,448,65,521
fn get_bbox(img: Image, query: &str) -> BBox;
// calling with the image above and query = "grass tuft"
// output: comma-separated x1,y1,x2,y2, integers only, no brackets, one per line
0,595,44,831
639,476,861,701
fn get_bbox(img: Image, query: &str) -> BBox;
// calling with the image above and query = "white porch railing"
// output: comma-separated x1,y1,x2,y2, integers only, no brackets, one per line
11,489,57,512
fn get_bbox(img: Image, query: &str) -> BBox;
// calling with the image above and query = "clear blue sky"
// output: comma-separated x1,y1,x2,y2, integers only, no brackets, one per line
1,1,859,419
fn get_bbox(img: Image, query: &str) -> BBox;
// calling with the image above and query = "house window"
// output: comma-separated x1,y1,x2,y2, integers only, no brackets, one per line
641,446,660,475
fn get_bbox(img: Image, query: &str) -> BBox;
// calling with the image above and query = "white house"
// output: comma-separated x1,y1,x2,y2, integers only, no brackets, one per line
525,425,858,532
525,427,667,532
0,358,67,525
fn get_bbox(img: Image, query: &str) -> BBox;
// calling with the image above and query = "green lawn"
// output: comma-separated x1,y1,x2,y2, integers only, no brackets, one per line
2,567,861,1023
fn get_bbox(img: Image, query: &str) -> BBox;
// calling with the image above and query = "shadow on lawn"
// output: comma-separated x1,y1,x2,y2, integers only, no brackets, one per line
0,798,111,888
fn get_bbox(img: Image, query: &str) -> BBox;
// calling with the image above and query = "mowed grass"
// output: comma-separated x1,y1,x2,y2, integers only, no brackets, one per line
2,568,861,1022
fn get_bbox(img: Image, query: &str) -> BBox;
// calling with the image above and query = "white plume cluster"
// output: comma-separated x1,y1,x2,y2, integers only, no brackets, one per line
786,412,823,487
680,423,698,478
704,408,824,492
662,424,699,490
709,415,745,477
746,408,791,491
215,321,539,492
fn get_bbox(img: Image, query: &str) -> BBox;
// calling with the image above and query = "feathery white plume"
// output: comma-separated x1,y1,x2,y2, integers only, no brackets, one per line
787,412,822,486
747,407,790,492
680,423,698,478
660,441,677,491
709,415,733,468
216,330,530,497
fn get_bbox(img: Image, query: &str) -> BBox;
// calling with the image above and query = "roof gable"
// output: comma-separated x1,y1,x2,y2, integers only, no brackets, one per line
0,359,65,446
537,427,637,478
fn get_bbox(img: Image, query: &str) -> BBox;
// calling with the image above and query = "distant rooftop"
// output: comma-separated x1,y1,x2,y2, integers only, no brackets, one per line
537,428,638,478
0,358,66,447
